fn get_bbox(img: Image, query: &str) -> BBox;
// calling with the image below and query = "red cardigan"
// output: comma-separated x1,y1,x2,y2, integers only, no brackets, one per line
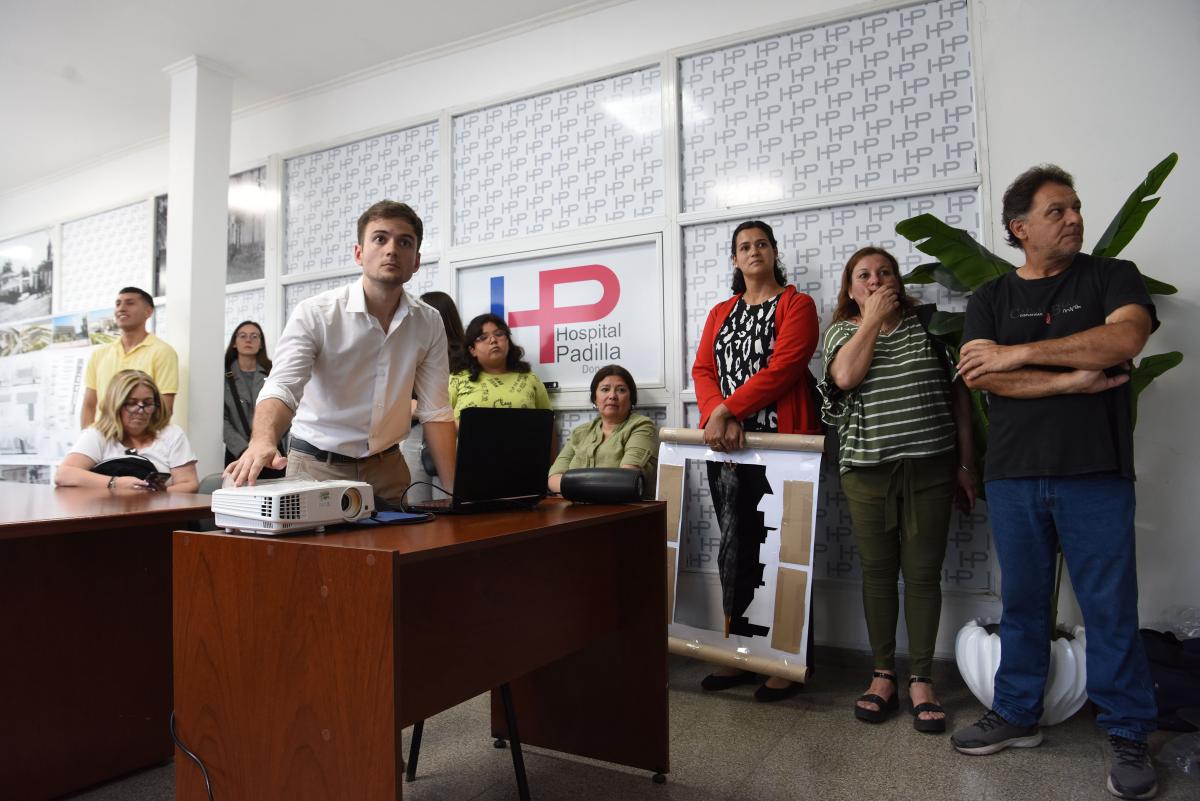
691,285,822,435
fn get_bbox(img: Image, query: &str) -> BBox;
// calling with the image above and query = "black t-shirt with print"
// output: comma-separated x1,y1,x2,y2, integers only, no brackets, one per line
962,253,1158,482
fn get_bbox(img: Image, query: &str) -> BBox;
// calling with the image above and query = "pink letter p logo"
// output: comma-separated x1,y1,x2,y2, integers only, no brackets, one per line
507,265,620,362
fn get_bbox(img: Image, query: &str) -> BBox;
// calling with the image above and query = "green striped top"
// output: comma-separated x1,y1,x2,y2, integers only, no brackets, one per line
821,315,955,473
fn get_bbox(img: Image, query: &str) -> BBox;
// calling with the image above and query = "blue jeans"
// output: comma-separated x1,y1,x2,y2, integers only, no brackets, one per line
987,475,1156,741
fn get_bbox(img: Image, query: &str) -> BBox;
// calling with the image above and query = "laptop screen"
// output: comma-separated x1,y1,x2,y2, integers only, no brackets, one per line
453,407,554,506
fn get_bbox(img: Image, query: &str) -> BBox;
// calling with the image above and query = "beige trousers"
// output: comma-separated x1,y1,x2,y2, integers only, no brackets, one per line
286,446,412,507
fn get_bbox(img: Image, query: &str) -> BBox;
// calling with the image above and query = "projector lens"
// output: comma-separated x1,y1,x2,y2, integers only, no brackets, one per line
341,487,362,518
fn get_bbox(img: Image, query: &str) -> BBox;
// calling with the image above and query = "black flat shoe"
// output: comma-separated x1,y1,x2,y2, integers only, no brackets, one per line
700,670,757,692
854,670,899,723
754,680,802,703
908,675,946,733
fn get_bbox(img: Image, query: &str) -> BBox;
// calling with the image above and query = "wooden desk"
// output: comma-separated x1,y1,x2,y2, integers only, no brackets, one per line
0,484,213,801
172,500,669,800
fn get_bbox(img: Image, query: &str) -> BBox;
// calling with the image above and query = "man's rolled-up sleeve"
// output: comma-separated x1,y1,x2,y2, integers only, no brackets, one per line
257,307,320,411
414,323,453,423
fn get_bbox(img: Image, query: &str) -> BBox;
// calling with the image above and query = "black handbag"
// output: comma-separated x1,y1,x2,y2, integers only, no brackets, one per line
560,467,644,503
89,453,160,480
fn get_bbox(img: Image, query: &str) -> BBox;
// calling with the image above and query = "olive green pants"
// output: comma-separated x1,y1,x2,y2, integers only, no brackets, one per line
840,451,956,676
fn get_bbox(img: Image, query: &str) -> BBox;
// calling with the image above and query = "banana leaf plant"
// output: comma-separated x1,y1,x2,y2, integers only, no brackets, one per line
896,152,1183,455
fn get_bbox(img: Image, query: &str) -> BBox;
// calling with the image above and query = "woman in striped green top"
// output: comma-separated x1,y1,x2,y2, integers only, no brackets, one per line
821,247,976,734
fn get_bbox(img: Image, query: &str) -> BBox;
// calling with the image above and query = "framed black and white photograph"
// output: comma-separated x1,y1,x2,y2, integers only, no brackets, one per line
153,194,168,297
0,230,53,325
227,166,267,284
154,166,267,290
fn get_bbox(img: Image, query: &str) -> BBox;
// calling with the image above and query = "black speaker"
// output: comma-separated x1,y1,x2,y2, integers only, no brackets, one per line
559,467,644,504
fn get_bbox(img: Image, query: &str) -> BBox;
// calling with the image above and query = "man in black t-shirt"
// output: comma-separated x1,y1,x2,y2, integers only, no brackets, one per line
949,165,1159,801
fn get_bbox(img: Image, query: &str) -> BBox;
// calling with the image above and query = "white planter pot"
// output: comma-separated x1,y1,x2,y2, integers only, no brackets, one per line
954,617,1088,726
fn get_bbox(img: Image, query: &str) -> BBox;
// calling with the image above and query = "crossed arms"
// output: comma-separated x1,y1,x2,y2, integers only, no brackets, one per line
957,303,1152,398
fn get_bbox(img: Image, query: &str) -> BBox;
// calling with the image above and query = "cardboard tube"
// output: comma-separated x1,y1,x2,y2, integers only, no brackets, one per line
659,427,824,453
668,637,809,683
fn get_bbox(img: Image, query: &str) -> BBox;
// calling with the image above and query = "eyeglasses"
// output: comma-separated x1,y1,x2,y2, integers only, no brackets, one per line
474,330,509,344
123,400,158,412
236,332,261,341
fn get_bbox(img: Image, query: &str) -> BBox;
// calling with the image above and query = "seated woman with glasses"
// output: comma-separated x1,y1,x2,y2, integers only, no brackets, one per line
449,313,551,421
56,369,199,492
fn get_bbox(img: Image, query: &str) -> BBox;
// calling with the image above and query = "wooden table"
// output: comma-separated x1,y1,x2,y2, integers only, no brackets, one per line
0,484,213,801
172,499,669,801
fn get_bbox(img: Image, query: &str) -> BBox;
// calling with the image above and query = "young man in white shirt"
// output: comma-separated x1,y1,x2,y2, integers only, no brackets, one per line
226,201,455,505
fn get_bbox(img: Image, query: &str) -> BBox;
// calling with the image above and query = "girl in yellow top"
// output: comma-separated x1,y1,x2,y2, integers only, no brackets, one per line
449,313,551,421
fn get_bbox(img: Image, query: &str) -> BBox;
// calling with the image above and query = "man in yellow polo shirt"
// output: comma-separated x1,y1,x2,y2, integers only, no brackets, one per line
80,286,179,427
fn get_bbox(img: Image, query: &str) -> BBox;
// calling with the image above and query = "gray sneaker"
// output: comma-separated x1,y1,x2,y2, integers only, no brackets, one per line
1106,735,1157,799
951,709,1043,755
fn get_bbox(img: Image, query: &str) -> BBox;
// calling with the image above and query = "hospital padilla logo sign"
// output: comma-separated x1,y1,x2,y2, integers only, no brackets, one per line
458,239,663,390
552,320,623,364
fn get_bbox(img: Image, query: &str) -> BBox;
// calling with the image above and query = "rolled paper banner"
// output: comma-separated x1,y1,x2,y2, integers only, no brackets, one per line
658,427,824,453
669,637,810,683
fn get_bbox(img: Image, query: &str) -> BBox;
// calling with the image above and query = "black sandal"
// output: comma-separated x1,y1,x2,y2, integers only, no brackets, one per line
908,676,946,733
854,670,898,723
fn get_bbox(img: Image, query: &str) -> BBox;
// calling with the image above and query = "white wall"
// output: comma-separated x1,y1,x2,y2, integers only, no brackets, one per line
1,0,1196,635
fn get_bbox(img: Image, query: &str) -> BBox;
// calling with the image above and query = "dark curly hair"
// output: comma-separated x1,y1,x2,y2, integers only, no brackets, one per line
1001,164,1075,249
461,313,531,381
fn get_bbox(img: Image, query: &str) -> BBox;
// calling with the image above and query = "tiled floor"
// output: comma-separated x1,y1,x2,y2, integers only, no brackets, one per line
67,651,1197,801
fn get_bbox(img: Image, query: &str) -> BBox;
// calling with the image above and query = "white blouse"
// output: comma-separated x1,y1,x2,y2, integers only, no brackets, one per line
69,424,197,475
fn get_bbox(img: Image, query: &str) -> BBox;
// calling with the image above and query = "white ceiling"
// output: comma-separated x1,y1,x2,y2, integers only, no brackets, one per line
0,0,622,196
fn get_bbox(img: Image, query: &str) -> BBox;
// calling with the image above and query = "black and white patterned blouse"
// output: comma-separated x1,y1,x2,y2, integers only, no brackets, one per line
713,294,780,432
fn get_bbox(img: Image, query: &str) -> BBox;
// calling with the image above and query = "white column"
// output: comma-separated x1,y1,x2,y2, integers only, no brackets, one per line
163,56,234,482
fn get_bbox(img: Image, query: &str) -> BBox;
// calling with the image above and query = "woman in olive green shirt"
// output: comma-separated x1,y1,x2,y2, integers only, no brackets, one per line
548,364,657,498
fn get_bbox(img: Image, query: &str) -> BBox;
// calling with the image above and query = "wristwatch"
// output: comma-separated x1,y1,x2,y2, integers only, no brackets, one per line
107,475,117,490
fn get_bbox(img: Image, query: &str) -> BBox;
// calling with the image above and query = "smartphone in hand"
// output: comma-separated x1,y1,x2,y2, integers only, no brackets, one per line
145,471,171,491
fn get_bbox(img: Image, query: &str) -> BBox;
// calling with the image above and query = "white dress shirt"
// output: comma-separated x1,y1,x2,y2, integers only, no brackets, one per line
259,278,453,458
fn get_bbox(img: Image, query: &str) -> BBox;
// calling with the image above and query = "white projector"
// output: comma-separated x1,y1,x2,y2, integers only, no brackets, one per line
211,479,375,535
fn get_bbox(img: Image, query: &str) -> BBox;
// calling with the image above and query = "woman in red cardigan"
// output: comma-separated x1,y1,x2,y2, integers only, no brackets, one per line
691,219,821,702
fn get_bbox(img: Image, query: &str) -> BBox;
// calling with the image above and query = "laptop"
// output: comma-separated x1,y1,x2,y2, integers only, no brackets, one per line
405,407,554,514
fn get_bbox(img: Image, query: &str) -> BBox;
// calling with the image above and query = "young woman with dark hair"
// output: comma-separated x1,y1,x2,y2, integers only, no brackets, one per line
223,320,285,478
449,313,550,420
691,220,822,702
